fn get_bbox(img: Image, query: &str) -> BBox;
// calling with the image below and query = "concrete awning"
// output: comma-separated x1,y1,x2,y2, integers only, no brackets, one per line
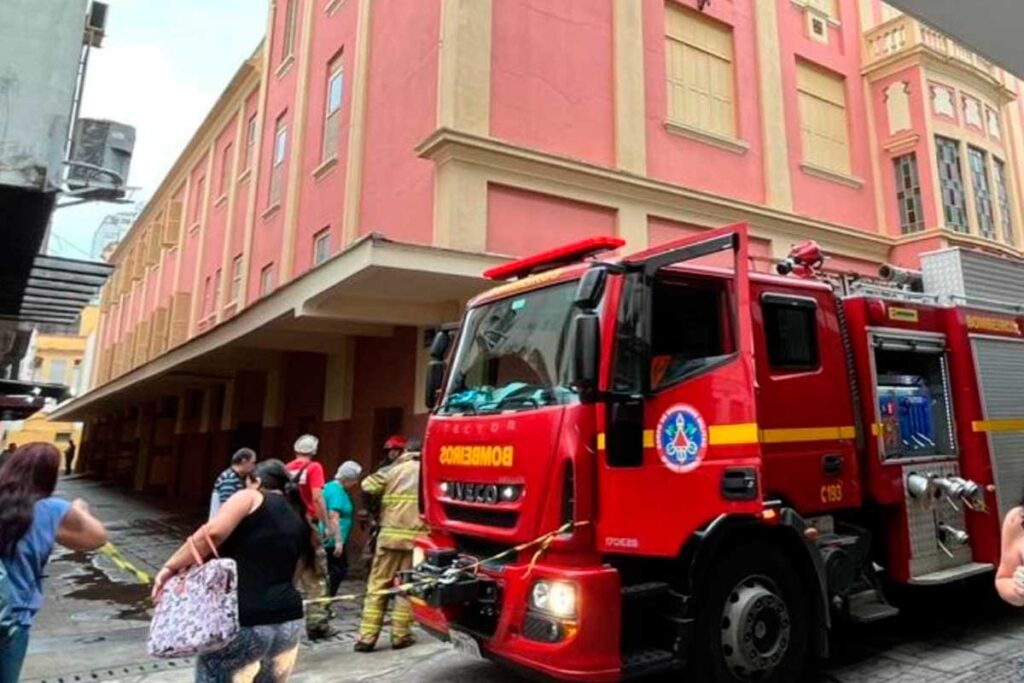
50,234,504,422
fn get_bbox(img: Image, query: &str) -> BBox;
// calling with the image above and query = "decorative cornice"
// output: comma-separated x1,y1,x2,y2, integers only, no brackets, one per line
416,128,893,259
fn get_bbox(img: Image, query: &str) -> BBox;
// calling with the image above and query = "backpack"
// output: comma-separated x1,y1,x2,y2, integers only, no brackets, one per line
0,559,18,642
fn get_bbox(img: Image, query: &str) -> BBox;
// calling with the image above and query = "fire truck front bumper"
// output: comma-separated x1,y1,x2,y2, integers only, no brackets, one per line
401,545,622,682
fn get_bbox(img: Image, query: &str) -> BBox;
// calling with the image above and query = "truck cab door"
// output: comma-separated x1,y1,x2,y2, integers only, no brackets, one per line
597,223,762,559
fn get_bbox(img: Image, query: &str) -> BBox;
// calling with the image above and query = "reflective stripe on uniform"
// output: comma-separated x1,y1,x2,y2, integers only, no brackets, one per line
379,527,423,540
382,493,418,505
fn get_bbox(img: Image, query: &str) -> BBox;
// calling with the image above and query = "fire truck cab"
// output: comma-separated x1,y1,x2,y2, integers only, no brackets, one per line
405,223,1024,682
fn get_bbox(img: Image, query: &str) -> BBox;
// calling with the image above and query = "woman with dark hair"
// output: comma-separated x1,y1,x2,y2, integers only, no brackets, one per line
996,495,1024,605
0,443,108,681
153,459,313,682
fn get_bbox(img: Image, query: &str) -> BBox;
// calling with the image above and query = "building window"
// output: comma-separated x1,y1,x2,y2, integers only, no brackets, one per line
71,360,81,392
212,268,222,311
935,136,968,232
313,228,331,266
322,54,344,161
270,114,288,206
202,275,213,314
664,4,736,139
260,263,275,296
218,142,232,198
230,256,243,302
191,176,205,224
762,295,819,371
994,158,1014,244
281,0,298,61
968,146,996,240
245,114,257,170
49,358,68,384
797,61,850,174
893,153,924,234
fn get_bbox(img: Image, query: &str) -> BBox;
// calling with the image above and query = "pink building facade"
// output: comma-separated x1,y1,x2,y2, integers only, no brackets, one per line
58,0,1024,511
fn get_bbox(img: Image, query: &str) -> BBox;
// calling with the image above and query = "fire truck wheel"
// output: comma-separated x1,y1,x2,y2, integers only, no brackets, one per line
692,540,808,683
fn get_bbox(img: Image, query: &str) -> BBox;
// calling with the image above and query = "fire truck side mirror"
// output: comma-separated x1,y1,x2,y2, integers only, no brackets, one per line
429,329,452,360
573,313,600,399
425,359,446,410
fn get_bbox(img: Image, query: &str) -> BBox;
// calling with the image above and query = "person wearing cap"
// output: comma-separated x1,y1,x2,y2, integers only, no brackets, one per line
362,434,408,557
379,434,407,471
354,438,426,652
321,460,362,596
209,447,257,519
285,434,335,640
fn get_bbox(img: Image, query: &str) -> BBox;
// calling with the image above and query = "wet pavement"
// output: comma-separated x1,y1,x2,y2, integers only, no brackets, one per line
20,475,1024,682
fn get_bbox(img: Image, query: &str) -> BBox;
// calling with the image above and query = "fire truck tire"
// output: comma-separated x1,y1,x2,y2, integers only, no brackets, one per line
691,540,809,683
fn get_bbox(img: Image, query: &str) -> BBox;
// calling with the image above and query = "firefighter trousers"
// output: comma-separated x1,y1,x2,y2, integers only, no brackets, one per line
299,544,332,638
357,548,413,644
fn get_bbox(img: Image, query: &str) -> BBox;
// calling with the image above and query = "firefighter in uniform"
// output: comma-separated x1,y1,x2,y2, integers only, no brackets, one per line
354,438,426,652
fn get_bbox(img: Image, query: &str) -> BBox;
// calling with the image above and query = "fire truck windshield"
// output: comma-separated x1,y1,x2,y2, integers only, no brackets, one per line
439,281,580,415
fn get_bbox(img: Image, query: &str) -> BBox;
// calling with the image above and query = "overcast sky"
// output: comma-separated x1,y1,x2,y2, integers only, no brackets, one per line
49,0,266,260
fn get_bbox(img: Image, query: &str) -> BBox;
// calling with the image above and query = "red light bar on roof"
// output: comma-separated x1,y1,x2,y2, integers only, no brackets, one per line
483,236,626,281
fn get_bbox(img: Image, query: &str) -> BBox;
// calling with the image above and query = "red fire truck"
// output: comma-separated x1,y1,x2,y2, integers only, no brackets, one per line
404,223,1024,682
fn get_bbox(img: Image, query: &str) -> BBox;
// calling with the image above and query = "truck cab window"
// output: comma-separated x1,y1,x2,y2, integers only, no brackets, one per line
762,295,819,371
650,278,734,390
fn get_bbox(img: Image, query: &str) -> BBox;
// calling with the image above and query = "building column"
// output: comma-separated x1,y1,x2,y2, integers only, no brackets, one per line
132,402,155,492
613,0,647,175
617,202,649,253
262,356,285,459
438,0,492,135
279,0,318,282
340,0,374,248
433,159,489,251
753,0,793,212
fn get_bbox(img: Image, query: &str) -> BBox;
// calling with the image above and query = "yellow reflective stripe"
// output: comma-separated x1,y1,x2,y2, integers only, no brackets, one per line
379,527,423,538
709,423,759,445
382,494,418,504
760,426,856,443
597,424,856,449
973,418,1024,433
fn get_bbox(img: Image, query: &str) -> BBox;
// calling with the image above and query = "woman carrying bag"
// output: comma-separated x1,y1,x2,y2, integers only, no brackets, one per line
153,459,313,682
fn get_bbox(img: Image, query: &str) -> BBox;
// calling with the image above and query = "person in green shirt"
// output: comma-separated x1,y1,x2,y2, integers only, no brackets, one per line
321,460,362,596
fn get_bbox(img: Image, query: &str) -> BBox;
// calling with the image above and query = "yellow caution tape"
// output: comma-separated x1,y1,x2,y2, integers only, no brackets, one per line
98,543,152,585
302,519,589,607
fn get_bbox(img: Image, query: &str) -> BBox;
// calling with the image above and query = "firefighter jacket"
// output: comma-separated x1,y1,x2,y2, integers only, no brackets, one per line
360,451,425,551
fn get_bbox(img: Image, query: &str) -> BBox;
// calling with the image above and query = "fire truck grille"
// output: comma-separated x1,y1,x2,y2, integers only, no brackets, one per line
443,504,518,529
453,534,518,565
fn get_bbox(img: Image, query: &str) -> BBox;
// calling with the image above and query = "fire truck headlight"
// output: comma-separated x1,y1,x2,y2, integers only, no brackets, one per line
412,546,426,569
439,481,449,496
530,580,576,618
500,485,521,502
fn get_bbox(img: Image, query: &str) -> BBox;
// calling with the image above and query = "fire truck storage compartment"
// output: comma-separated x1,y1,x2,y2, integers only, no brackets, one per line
971,336,1024,520
872,335,954,460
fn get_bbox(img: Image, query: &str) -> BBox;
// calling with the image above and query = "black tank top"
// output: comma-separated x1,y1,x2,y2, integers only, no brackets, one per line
220,493,307,627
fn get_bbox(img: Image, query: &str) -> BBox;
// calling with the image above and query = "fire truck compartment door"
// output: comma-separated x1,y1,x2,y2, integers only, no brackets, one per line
972,336,1024,520
599,223,762,558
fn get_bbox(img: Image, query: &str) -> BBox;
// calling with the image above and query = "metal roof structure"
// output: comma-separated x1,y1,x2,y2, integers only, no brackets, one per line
1,253,112,327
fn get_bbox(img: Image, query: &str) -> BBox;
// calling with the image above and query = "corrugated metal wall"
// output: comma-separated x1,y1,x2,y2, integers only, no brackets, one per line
972,336,1024,519
922,249,1024,304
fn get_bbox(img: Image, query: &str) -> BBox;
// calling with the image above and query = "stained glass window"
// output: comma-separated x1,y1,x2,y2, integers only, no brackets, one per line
968,146,995,240
893,153,923,234
935,137,967,232
994,157,1014,244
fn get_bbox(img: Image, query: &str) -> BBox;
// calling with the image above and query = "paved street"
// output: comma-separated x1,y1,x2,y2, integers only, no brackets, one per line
21,476,1024,683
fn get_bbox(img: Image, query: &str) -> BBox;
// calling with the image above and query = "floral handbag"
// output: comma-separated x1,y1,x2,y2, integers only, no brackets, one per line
147,531,239,658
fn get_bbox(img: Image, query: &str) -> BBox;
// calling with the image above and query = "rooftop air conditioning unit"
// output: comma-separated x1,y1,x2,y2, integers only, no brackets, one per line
67,118,135,200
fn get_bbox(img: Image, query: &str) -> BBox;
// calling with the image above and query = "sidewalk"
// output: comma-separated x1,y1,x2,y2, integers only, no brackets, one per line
21,475,449,683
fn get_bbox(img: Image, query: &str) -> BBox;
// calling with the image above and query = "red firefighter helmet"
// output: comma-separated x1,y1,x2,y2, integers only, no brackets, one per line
383,434,407,451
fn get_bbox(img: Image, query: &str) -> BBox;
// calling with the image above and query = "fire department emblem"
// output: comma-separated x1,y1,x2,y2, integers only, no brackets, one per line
656,404,708,473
